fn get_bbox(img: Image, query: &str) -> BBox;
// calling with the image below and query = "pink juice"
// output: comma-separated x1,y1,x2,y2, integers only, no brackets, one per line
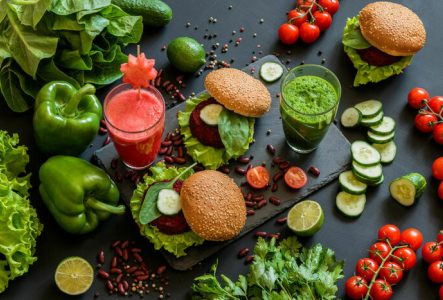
104,84,165,169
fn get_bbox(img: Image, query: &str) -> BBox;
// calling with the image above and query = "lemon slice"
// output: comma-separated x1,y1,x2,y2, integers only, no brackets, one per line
55,256,94,295
287,200,324,236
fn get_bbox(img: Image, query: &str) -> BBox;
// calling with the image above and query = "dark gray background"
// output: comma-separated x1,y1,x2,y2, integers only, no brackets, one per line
1,0,442,299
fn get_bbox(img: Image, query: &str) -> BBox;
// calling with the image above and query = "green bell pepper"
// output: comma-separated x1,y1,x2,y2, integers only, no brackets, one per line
33,81,102,156
39,155,125,234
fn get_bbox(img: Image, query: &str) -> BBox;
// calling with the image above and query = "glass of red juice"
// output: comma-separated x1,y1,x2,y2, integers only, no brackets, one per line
104,83,165,170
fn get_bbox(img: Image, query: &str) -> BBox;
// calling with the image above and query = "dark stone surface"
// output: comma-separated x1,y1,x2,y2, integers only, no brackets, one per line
94,55,351,270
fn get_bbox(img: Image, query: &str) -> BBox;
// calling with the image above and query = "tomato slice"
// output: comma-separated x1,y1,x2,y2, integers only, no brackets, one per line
284,167,307,189
246,166,270,189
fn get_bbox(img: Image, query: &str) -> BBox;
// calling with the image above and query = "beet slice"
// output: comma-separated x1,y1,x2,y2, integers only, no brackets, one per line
189,98,224,148
358,47,402,67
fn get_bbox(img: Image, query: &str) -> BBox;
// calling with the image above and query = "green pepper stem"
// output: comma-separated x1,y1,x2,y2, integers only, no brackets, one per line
85,198,126,215
63,84,96,117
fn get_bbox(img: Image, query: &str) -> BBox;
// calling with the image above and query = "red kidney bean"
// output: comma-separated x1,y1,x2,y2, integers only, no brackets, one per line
272,171,283,182
171,133,182,141
238,248,249,258
246,192,253,201
98,269,109,279
266,144,276,155
103,135,111,146
271,182,278,192
252,195,264,201
178,93,186,101
159,147,168,155
245,201,255,207
137,275,150,281
131,248,142,253
110,268,122,274
111,256,118,268
118,282,125,295
134,253,143,263
269,196,281,206
267,233,281,239
278,161,290,170
235,166,247,175
245,255,255,264
126,266,138,274
177,146,184,158
237,156,250,164
162,80,170,88
246,209,255,216
115,247,123,257
99,127,108,135
161,140,172,147
155,76,162,87
97,250,105,264
111,159,119,170
116,273,123,283
257,200,267,209
122,249,129,261
173,139,183,146
156,265,167,275
123,280,129,291
276,217,287,224
164,132,172,142
100,119,107,128
246,164,252,172
111,240,121,248
164,156,174,163
308,166,320,176
272,156,283,164
106,280,114,290
134,270,145,276
166,146,173,156
255,231,267,237
174,157,186,164
218,165,230,174
166,83,175,92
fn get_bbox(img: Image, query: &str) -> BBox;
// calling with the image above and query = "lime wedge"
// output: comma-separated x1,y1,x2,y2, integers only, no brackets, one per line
55,256,94,295
287,200,324,236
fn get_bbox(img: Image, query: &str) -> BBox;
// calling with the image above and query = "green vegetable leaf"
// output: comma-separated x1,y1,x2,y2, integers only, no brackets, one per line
341,16,371,50
49,0,111,15
218,109,253,158
37,59,80,88
138,181,169,225
0,60,34,112
99,4,143,44
8,0,52,28
0,0,8,23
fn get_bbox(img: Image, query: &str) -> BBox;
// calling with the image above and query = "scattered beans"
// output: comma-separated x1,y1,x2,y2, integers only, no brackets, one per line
278,161,290,170
273,171,283,182
164,156,174,164
252,195,264,201
246,209,255,216
276,217,287,224
257,199,267,209
97,250,105,264
218,165,230,174
245,255,255,264
110,268,122,274
173,157,186,164
111,240,121,248
98,269,110,279
308,166,320,177
266,144,276,155
115,247,123,257
106,280,114,290
255,231,267,237
235,166,247,175
245,201,255,207
237,156,251,164
238,248,249,258
111,256,118,268
271,182,278,192
156,265,167,275
269,196,281,206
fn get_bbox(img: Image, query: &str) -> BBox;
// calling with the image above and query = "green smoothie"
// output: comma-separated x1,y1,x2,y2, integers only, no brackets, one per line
280,75,339,152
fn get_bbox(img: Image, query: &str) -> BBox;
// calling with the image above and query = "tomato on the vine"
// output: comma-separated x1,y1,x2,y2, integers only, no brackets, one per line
370,279,393,300
422,242,443,264
391,247,417,270
378,261,403,284
429,96,443,114
345,276,368,300
378,224,401,246
356,258,379,282
428,261,443,283
400,228,423,251
318,0,340,15
433,157,443,180
246,166,270,189
415,113,437,133
369,242,390,264
278,24,299,45
297,0,317,12
299,22,320,44
433,124,443,145
287,9,308,27
313,11,332,32
408,87,430,109
438,230,443,243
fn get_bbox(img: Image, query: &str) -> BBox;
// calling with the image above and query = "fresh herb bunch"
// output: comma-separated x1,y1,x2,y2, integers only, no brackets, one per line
192,236,344,299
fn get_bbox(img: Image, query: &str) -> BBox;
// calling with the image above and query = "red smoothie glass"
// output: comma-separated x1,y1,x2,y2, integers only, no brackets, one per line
104,83,165,169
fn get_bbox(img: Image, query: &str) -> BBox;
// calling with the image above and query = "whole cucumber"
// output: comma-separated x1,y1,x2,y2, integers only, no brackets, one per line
112,0,173,27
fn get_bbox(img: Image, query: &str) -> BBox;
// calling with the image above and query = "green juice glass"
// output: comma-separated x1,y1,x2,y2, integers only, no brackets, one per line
280,64,341,153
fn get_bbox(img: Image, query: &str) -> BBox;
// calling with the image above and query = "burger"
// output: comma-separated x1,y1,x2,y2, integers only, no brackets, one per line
178,68,271,170
130,163,246,257
342,2,426,86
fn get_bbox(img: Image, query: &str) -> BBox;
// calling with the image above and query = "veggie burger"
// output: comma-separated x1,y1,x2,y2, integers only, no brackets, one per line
178,68,271,170
342,2,426,86
130,163,246,257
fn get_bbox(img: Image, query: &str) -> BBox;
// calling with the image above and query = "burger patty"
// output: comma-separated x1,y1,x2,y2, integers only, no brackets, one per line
357,47,402,67
189,98,224,148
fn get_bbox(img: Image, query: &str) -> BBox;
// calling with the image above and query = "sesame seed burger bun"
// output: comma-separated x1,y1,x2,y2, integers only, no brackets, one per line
204,68,271,117
180,170,246,241
359,2,426,57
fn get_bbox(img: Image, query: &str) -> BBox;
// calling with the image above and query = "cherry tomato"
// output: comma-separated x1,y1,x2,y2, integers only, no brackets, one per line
422,242,443,264
284,167,307,189
414,113,437,133
296,0,317,12
408,87,430,109
439,182,443,201
438,230,443,243
433,157,443,180
345,276,368,300
313,11,332,32
278,24,299,45
391,247,417,270
378,261,403,284
356,258,379,282
299,22,320,44
433,124,443,145
429,96,443,114
439,285,443,300
287,9,308,27
370,279,393,300
400,228,423,251
378,224,401,246
429,261,443,284
246,166,270,189
318,0,340,15
369,242,390,265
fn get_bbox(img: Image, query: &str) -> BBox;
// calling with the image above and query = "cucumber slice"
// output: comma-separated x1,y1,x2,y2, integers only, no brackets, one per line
367,130,395,144
361,110,384,127
354,100,383,118
200,104,224,126
367,174,384,187
352,161,383,180
369,116,396,136
372,141,397,164
336,191,366,217
351,141,381,166
389,173,427,206
339,171,367,195
341,107,362,128
157,189,181,215
353,171,382,185
259,62,283,83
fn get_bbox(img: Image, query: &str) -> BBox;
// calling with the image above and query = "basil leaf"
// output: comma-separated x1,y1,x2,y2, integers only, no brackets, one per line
342,17,371,50
218,109,253,157
138,181,171,225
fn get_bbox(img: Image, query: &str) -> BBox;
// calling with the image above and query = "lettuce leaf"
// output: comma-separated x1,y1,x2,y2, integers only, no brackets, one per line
342,16,413,86
130,162,204,258
218,109,254,158
177,93,255,170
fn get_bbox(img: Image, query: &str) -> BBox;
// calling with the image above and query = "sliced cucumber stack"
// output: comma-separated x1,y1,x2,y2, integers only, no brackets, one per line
339,171,367,195
369,117,396,136
259,62,283,83
361,110,384,127
351,141,381,166
354,100,383,118
341,107,362,128
390,173,427,206
336,191,366,217
372,141,397,164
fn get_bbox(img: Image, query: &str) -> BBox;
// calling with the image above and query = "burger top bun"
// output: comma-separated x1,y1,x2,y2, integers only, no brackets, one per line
204,68,271,118
180,170,246,241
359,1,426,57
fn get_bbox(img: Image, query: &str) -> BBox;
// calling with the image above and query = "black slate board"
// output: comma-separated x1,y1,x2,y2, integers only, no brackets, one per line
94,55,350,270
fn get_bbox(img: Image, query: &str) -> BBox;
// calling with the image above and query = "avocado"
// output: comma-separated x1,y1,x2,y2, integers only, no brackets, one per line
112,0,173,27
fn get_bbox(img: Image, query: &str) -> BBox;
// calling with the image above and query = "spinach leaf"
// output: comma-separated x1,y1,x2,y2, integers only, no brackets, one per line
218,109,252,157
49,0,110,15
342,17,371,50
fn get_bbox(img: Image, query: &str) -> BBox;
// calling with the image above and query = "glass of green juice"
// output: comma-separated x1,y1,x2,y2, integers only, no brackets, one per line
280,64,341,153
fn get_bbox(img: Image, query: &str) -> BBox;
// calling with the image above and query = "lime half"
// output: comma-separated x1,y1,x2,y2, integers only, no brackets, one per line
287,200,324,236
55,256,94,295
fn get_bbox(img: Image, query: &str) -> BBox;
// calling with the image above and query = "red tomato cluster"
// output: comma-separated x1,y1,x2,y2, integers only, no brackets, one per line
345,225,422,300
408,87,443,143
422,230,443,299
432,157,443,201
278,0,339,45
